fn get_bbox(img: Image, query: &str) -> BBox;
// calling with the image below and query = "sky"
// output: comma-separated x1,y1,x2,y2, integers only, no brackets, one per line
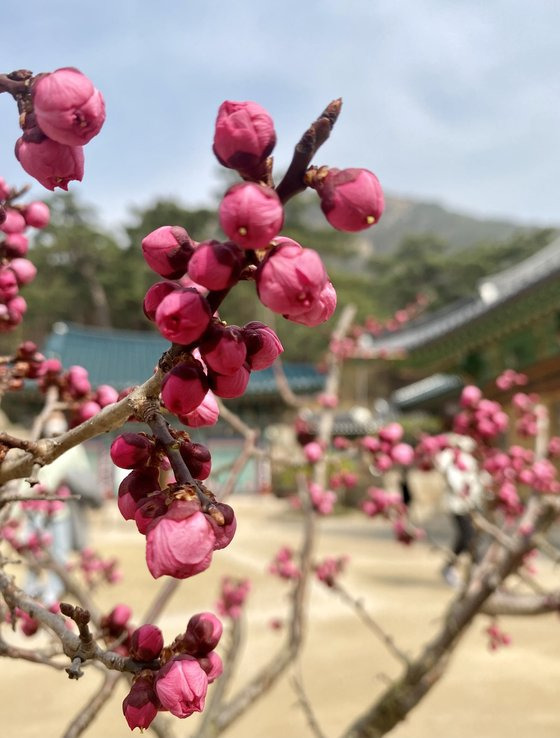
1,0,559,230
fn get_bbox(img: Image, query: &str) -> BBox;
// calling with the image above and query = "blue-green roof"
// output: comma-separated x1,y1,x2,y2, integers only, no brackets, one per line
42,322,324,397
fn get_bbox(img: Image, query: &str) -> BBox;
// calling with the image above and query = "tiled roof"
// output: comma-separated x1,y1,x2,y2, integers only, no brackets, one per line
390,373,464,410
358,236,560,355
42,322,324,396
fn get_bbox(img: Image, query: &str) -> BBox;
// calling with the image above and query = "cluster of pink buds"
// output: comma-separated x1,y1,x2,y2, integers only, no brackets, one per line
0,180,50,330
121,611,223,730
361,487,405,518
329,469,359,491
73,547,121,587
36,358,118,424
485,621,512,651
361,422,415,473
453,385,509,443
100,604,134,654
1,68,105,190
511,391,545,437
496,369,528,391
216,576,251,619
314,555,349,587
268,546,301,580
0,518,52,556
308,481,337,515
112,430,236,579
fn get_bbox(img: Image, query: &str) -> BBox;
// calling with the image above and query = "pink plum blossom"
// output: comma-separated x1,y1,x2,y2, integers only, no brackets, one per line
155,655,208,718
213,100,276,174
141,226,195,279
314,167,385,232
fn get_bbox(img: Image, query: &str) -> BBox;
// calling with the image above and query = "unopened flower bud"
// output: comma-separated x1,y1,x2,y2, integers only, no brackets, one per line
155,288,212,345
110,432,155,469
208,364,250,399
198,650,223,683
213,100,276,175
256,238,327,318
242,321,283,370
141,226,195,279
0,208,26,234
313,167,385,232
187,240,244,290
9,258,37,286
201,324,247,376
4,233,29,257
23,201,50,228
32,67,105,146
179,440,212,480
183,612,223,656
15,136,84,191
219,182,283,249
179,390,220,428
130,624,164,661
118,466,161,521
143,281,177,321
122,675,159,731
161,361,209,417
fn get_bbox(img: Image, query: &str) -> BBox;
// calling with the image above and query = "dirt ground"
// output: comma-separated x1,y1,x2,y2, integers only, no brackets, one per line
2,489,560,738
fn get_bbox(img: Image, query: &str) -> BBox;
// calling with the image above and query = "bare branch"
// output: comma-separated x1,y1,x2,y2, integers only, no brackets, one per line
292,668,329,738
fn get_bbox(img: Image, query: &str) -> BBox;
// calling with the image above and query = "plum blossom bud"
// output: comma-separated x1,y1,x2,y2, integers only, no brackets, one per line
23,201,50,228
122,676,160,731
201,324,247,376
141,226,195,279
187,240,244,291
179,441,212,480
110,432,155,469
304,441,323,463
460,385,482,408
118,466,161,521
130,624,164,661
155,655,208,718
16,136,84,191
313,167,385,232
4,233,29,257
213,100,276,174
9,259,37,286
146,504,216,579
32,67,105,146
75,400,100,422
161,361,209,417
208,363,251,399
102,604,132,634
206,502,237,550
242,321,283,370
95,384,119,407
0,268,19,301
66,364,91,395
155,287,212,345
219,182,284,249
0,177,9,200
256,238,327,318
198,650,223,683
379,423,404,444
143,281,177,321
183,612,223,656
0,208,26,234
180,390,220,428
391,442,415,465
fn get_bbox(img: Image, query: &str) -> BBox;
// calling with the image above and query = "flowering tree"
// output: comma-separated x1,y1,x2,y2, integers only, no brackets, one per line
1,66,560,738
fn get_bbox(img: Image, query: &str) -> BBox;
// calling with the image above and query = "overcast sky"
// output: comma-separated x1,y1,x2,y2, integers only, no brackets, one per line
1,1,559,229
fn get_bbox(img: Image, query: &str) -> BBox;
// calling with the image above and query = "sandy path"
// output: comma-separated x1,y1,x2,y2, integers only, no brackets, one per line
2,496,559,738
